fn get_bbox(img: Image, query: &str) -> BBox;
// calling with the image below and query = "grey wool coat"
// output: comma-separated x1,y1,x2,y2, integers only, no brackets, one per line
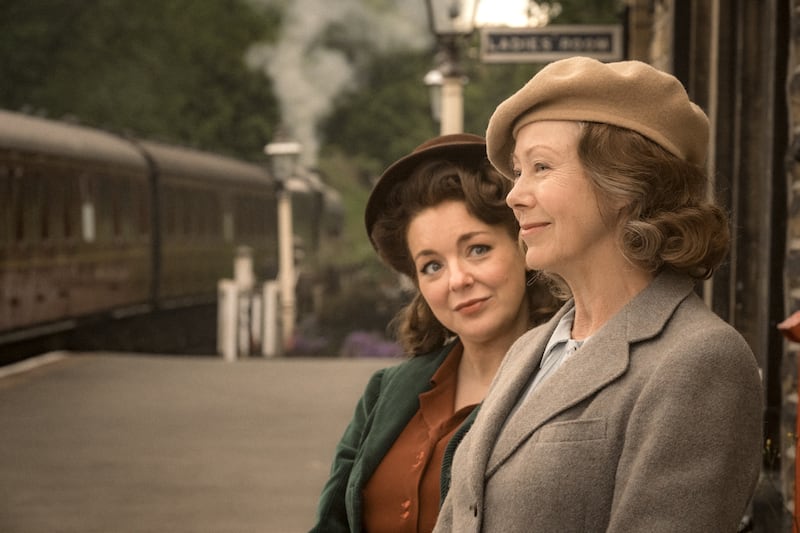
434,270,763,533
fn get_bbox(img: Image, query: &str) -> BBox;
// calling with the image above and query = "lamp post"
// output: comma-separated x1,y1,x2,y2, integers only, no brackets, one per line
425,0,478,135
424,68,443,125
264,137,302,351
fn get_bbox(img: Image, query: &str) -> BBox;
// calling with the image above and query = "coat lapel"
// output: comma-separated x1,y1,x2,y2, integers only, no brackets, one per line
355,344,452,485
486,306,630,474
477,270,696,476
461,307,564,499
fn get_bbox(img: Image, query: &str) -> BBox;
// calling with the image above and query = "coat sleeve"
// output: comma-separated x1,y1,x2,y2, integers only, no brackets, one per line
308,368,386,533
607,326,763,532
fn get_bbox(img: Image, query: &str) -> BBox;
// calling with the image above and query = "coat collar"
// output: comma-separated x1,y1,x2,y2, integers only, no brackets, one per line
353,341,456,484
464,269,696,483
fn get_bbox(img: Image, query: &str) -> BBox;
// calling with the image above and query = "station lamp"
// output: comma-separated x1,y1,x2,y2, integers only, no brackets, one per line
424,0,478,134
264,136,302,351
264,139,301,184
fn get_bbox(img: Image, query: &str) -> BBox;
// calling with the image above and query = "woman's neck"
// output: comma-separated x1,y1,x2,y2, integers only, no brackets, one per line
567,265,654,340
454,320,527,410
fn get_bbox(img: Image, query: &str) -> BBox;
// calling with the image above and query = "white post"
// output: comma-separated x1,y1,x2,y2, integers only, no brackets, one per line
264,137,301,352
237,292,251,358
250,291,262,351
233,246,255,358
277,190,296,350
261,280,280,358
217,279,238,362
234,246,255,291
439,75,464,135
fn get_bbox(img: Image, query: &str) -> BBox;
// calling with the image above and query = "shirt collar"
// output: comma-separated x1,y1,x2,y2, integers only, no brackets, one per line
430,341,463,387
542,307,576,360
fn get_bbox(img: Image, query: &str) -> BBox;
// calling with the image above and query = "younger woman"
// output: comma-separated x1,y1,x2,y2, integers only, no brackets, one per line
310,134,559,533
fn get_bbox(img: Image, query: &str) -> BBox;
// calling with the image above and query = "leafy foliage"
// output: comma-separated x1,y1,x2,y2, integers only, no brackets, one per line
321,50,439,170
0,0,282,159
0,0,625,342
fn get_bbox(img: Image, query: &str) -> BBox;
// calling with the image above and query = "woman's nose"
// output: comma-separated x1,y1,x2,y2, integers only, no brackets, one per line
506,178,533,210
506,181,522,209
449,263,474,291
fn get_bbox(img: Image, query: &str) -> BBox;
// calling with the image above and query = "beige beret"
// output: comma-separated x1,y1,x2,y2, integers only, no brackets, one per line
486,56,710,179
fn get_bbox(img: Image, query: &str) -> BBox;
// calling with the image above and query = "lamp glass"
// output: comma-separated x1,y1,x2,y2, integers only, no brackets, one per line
427,0,478,36
424,69,443,122
264,141,301,183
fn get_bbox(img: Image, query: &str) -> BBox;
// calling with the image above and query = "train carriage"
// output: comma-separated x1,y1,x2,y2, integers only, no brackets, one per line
0,111,152,337
135,140,279,308
0,109,342,360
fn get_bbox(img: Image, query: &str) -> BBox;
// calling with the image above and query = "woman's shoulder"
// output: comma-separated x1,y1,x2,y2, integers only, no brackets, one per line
672,294,752,349
643,294,761,388
358,343,454,410
381,343,453,380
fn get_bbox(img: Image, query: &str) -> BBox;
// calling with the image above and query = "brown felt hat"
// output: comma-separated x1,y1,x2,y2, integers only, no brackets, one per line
364,133,487,249
486,56,710,179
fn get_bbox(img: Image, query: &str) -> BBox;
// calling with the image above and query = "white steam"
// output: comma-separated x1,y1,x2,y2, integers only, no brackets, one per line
245,0,431,166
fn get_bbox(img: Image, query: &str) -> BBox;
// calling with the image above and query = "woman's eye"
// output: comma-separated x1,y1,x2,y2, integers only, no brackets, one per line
511,168,522,180
534,162,549,172
469,244,490,257
420,261,441,275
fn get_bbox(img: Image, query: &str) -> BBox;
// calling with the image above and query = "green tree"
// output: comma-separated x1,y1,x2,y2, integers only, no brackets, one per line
315,0,625,277
0,0,282,159
319,0,625,168
321,50,438,170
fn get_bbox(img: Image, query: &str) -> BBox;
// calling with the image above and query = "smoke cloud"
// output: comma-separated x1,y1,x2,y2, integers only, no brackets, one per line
245,0,431,166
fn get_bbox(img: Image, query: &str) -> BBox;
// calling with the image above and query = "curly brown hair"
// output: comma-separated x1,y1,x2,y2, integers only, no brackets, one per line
577,122,730,279
370,157,561,354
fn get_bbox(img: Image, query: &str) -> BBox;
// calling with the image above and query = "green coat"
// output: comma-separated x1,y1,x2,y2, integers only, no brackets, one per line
309,341,478,533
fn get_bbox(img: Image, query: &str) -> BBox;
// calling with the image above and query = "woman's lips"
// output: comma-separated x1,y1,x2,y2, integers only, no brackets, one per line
519,221,549,237
454,297,488,314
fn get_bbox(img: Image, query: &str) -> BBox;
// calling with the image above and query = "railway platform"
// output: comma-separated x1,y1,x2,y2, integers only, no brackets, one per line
0,351,395,533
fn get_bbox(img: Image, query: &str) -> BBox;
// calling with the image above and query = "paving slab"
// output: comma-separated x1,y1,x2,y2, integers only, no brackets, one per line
0,352,395,533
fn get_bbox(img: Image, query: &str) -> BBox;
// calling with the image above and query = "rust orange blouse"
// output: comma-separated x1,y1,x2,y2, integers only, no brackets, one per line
361,344,477,533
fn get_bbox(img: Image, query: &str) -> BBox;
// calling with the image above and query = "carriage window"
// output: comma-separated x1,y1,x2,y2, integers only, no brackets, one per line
196,191,208,237
165,184,191,239
136,182,148,236
12,172,24,243
93,177,112,241
111,180,121,237
192,189,219,239
20,170,41,244
64,177,80,240
182,189,194,237
0,165,9,247
48,175,66,241
223,210,233,242
214,196,223,238
163,185,175,238
111,177,136,238
80,175,96,243
207,193,222,238
40,176,51,241
235,196,251,237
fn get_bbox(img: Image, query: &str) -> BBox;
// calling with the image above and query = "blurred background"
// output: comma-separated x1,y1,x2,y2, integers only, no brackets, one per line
2,0,800,530
0,0,619,361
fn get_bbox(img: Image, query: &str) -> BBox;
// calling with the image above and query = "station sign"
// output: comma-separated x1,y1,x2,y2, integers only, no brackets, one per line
480,24,623,63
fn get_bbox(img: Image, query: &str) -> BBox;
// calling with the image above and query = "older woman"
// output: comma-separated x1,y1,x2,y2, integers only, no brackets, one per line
434,57,763,533
310,134,560,533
